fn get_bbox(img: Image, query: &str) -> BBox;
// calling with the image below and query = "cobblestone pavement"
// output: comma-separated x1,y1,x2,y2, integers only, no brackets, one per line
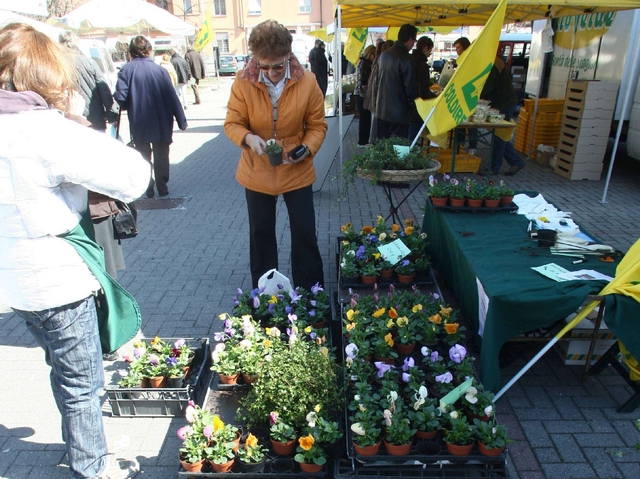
1,76,639,479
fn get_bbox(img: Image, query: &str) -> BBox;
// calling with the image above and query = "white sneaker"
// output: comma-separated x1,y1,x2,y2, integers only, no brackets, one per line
97,455,139,479
468,148,477,156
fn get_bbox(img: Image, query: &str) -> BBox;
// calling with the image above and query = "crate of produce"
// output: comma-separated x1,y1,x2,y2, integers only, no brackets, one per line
106,337,212,417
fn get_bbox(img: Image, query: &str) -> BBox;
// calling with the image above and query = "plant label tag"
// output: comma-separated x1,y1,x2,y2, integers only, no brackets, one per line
378,239,411,266
393,145,410,159
439,378,474,412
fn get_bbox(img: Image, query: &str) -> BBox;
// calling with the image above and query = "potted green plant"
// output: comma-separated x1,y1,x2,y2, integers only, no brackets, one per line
394,315,420,354
210,342,241,384
428,174,450,206
473,419,511,456
394,259,415,283
269,412,298,455
178,434,208,472
264,139,283,166
383,409,416,455
408,388,442,439
341,137,440,188
204,439,235,472
294,433,327,472
340,256,360,284
448,177,467,207
306,411,344,457
483,180,502,207
359,261,380,284
465,178,484,207
442,410,476,456
414,255,430,280
498,179,515,205
378,259,394,279
350,420,382,455
237,432,269,472
462,382,495,421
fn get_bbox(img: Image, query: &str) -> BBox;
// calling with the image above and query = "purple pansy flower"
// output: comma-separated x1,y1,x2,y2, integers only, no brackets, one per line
402,372,411,383
311,283,324,295
435,372,453,383
402,357,415,371
374,361,392,378
430,351,439,363
449,344,467,364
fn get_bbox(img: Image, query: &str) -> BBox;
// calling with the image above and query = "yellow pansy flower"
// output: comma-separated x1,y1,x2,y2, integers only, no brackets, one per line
404,226,414,236
405,219,414,227
385,333,394,347
373,252,381,260
299,434,315,451
263,339,272,348
346,322,356,331
304,326,312,333
151,336,161,346
386,319,395,328
346,309,358,321
268,295,278,304
397,317,409,327
319,346,329,356
412,304,423,313
372,308,386,318
213,415,225,433
245,433,258,449
440,306,453,318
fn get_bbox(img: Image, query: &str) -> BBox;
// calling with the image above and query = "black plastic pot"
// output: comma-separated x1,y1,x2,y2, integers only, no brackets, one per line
267,151,283,167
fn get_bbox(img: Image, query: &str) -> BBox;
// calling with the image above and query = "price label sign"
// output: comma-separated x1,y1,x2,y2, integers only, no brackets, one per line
377,239,411,266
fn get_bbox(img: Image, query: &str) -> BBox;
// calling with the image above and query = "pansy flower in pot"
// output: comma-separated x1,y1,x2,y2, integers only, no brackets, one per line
269,411,298,455
350,420,382,455
433,370,455,396
294,433,327,471
340,221,358,241
340,256,359,280
383,409,416,454
264,139,283,166
448,177,467,200
204,439,235,472
237,433,269,471
449,344,475,382
483,180,502,200
210,342,242,383
178,432,208,471
407,386,442,438
461,381,495,421
394,315,421,349
443,321,466,346
498,179,515,204
401,357,426,394
422,348,448,376
473,418,512,455
394,259,415,281
428,174,450,198
465,178,485,201
442,409,476,455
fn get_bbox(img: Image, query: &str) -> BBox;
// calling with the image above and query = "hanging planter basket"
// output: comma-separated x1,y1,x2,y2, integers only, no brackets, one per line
357,160,442,183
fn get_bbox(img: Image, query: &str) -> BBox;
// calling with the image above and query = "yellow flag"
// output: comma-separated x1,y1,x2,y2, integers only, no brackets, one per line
194,10,213,52
415,0,507,139
344,28,367,66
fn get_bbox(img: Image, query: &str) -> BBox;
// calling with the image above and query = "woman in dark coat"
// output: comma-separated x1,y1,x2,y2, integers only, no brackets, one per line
354,45,376,146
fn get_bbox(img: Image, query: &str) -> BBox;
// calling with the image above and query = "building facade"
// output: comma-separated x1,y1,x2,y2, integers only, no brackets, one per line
151,0,334,56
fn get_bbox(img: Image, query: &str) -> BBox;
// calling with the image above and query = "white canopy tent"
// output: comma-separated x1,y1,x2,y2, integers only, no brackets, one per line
60,0,196,36
0,8,63,41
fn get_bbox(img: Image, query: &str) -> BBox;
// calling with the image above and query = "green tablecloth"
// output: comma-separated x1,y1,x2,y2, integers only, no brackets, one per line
422,199,620,393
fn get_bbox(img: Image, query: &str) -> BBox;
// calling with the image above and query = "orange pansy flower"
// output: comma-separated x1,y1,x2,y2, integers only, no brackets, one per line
404,226,414,236
445,323,459,334
384,333,394,347
299,434,315,451
429,314,442,324
392,224,401,232
388,307,398,319
405,219,414,227
362,225,373,234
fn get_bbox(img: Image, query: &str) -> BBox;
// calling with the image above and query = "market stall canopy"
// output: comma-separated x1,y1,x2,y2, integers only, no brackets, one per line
333,0,640,27
59,0,196,36
0,9,63,40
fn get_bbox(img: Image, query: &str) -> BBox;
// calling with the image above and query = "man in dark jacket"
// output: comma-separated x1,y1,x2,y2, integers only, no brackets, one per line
59,31,117,131
374,24,418,139
170,49,190,109
309,39,329,97
478,56,526,176
114,36,187,198
185,46,206,105
408,36,436,142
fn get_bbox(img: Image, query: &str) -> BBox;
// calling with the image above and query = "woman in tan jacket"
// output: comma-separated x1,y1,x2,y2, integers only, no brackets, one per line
224,20,327,290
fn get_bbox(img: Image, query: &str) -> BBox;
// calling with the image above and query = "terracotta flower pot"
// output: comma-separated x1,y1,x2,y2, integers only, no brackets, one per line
431,196,449,207
445,441,474,456
380,269,394,279
478,441,505,456
467,198,483,208
484,198,500,208
218,372,239,384
299,462,323,473
449,197,466,207
500,195,514,205
415,429,438,440
309,319,326,329
397,273,415,284
241,372,258,384
210,458,235,472
147,376,166,388
384,438,412,456
394,342,416,355
231,429,242,453
360,275,377,284
270,438,296,456
179,458,205,472
353,439,381,456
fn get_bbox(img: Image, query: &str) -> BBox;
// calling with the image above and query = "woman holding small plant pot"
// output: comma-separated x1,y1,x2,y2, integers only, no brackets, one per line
224,20,327,291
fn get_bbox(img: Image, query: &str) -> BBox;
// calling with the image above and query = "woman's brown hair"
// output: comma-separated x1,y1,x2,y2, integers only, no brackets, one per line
0,23,75,112
248,20,292,59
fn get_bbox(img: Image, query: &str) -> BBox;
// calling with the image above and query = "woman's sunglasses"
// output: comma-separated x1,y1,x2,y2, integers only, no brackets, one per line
258,60,287,71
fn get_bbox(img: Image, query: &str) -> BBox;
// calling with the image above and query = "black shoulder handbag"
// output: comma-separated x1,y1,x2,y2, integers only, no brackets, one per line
113,200,138,239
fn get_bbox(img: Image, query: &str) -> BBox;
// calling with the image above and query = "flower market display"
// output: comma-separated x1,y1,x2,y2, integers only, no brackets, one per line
342,286,511,467
339,216,432,286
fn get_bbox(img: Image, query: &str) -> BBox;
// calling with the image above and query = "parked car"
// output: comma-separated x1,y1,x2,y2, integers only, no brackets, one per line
431,59,445,73
219,54,237,75
235,54,249,71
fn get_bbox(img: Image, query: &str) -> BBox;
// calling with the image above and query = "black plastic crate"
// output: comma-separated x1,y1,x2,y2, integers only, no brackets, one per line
106,337,212,417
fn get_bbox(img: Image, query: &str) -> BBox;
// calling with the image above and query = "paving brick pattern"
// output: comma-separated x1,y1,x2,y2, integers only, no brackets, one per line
1,77,640,478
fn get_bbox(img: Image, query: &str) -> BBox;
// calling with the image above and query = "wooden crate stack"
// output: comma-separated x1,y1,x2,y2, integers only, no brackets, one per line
554,80,619,180
514,98,565,157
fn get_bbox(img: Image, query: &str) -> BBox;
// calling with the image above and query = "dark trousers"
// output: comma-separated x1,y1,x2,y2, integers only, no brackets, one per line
245,186,324,291
192,78,201,104
490,104,524,173
355,95,371,145
377,118,408,140
315,74,328,98
135,142,170,196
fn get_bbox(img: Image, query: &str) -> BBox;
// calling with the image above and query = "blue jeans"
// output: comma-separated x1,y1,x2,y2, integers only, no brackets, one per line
14,296,108,479
490,104,525,173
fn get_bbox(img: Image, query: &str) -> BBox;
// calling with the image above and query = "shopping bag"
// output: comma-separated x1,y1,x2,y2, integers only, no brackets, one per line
257,269,293,296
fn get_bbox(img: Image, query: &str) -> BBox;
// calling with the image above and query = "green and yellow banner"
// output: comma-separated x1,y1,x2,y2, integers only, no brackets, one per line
344,27,368,66
415,0,507,142
194,10,213,52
